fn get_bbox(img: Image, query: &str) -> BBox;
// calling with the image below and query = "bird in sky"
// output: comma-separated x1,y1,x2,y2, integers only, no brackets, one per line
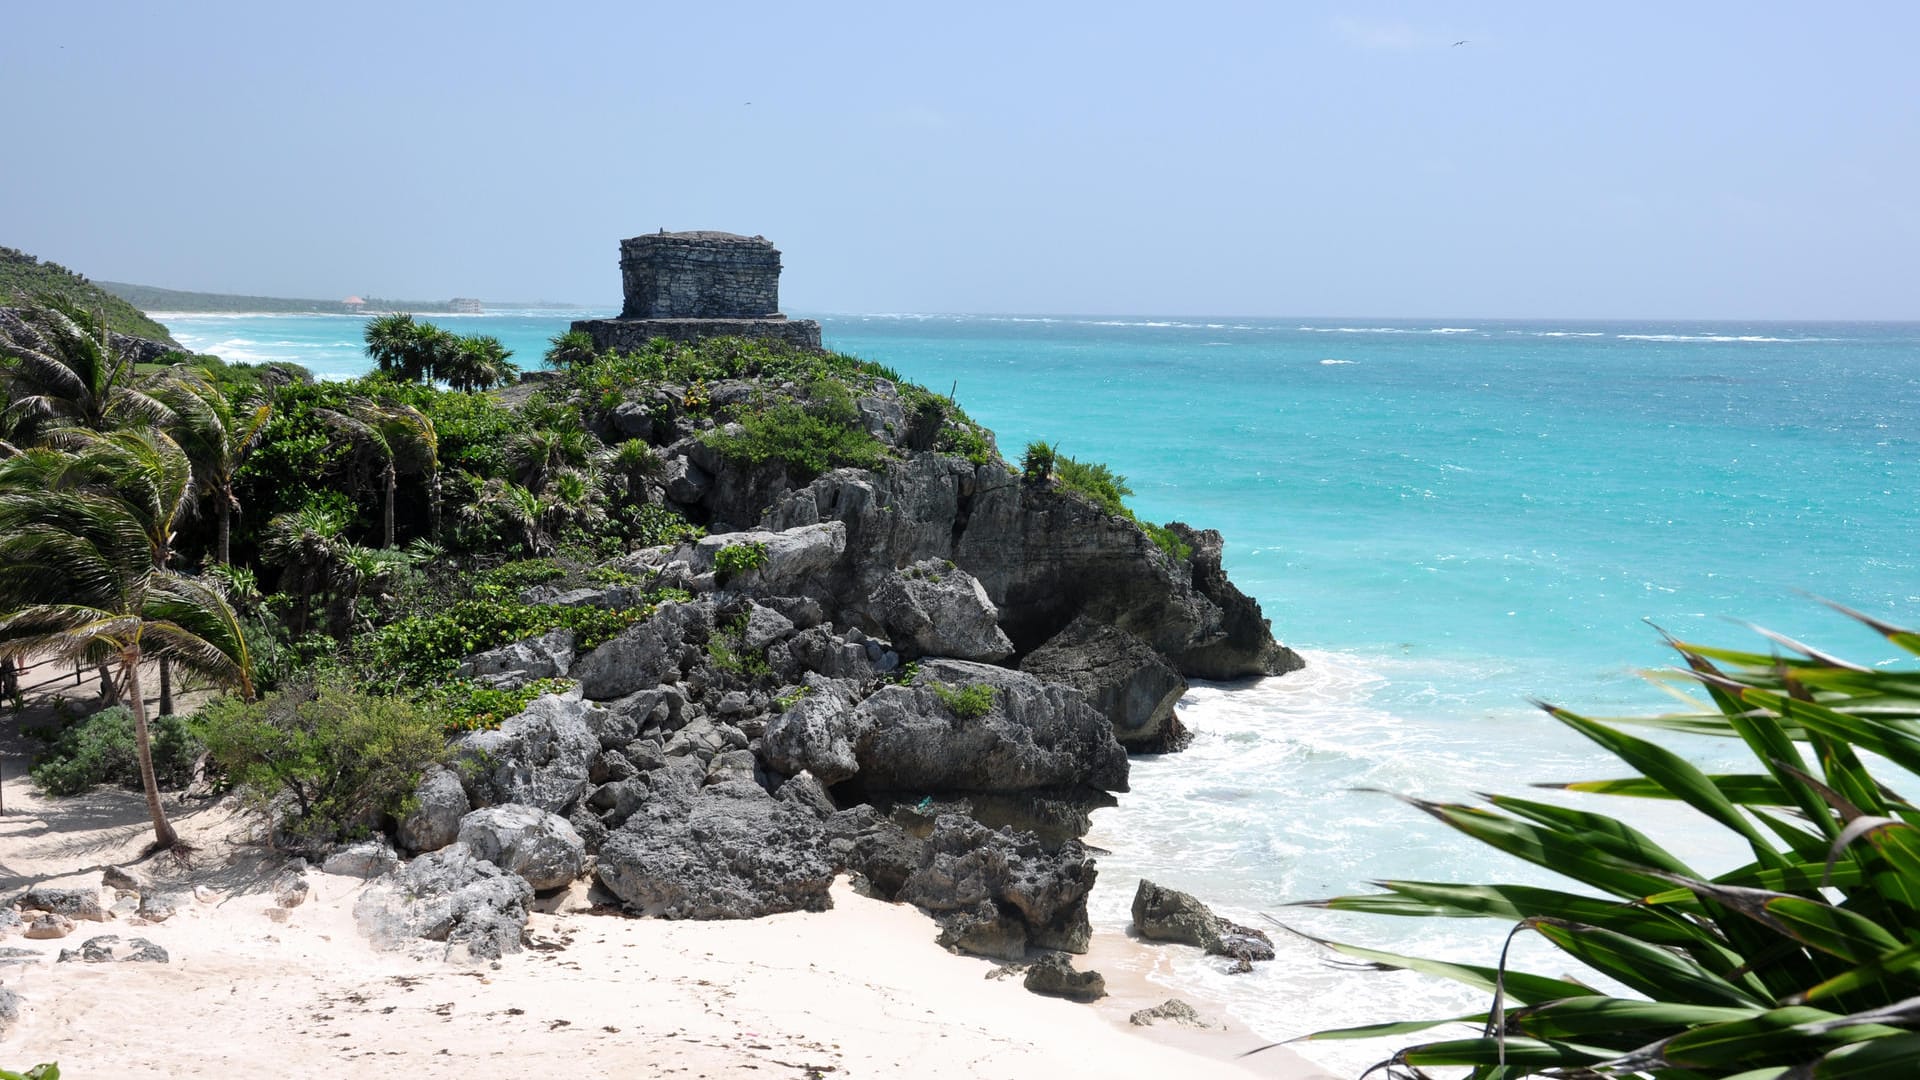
1452,39,1469,46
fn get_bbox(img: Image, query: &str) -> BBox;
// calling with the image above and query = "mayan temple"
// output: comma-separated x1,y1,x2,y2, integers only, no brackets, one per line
571,231,823,351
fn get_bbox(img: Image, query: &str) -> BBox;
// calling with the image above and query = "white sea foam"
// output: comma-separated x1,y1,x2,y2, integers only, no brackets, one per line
1533,330,1607,337
1319,358,1356,365
1616,333,1835,343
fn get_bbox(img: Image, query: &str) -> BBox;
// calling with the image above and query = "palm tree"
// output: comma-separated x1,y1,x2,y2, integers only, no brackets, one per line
0,447,253,849
457,474,547,555
260,504,351,639
320,399,438,548
0,300,170,438
155,369,272,565
543,329,597,370
442,335,517,393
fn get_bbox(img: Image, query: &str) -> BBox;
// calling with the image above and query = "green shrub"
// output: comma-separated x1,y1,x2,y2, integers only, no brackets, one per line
197,682,446,846
706,614,771,679
1292,607,1920,1078
1021,440,1058,482
425,677,574,733
1053,456,1133,516
714,541,770,583
1140,521,1193,562
474,558,568,593
931,682,995,720
623,503,704,548
700,381,891,481
29,706,203,796
355,598,655,689
0,1064,59,1080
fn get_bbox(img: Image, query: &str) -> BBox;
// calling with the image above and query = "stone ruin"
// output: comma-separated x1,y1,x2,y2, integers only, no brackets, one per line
572,231,822,351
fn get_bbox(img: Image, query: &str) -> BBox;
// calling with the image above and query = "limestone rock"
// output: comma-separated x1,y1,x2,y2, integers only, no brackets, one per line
136,892,183,922
1023,952,1106,1002
23,914,74,940
1020,615,1190,752
1129,999,1214,1028
685,523,847,598
102,866,146,894
896,815,1097,956
1167,523,1306,679
0,985,18,1036
595,781,835,919
398,765,470,854
322,839,403,879
760,678,864,785
1131,879,1275,966
272,870,310,909
571,601,715,701
855,660,1128,795
455,692,605,814
18,887,105,922
866,560,1014,663
455,627,576,689
765,459,1299,680
456,805,586,892
354,843,535,961
58,935,168,964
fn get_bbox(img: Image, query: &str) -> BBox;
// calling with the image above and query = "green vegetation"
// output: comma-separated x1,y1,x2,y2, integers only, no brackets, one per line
197,681,447,846
1,247,176,343
28,705,203,796
426,677,575,734
95,280,495,316
706,613,772,679
1293,608,1920,1078
0,295,1018,849
0,1064,59,1080
714,541,770,583
355,599,655,690
1021,439,1058,482
931,682,995,720
1046,452,1191,561
700,375,893,482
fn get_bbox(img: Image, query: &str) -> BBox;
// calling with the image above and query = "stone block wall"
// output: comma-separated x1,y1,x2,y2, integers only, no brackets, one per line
620,232,782,319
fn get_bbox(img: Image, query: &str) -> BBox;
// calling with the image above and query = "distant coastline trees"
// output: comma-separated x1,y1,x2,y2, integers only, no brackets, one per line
363,313,516,391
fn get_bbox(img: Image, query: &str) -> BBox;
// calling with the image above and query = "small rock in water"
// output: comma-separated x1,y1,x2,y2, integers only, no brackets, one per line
1022,952,1106,1002
23,914,75,940
1129,998,1214,1028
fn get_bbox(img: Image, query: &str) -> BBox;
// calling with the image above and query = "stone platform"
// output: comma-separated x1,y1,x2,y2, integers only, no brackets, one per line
573,316,823,352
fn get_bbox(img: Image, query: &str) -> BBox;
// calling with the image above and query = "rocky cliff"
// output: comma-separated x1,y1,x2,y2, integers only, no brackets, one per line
360,345,1300,975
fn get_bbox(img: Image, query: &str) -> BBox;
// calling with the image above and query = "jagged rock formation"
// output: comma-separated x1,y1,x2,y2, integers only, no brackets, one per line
573,231,822,351
1130,878,1276,971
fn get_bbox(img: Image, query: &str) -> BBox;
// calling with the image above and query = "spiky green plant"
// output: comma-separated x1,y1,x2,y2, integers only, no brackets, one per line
1287,605,1920,1079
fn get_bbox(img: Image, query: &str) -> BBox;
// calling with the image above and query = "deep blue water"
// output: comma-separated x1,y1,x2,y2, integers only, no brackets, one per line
165,310,1920,1068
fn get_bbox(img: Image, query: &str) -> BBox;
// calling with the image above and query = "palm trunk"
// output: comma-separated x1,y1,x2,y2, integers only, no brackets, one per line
98,663,118,704
158,657,173,717
428,468,441,543
124,650,178,849
217,493,232,565
383,462,397,548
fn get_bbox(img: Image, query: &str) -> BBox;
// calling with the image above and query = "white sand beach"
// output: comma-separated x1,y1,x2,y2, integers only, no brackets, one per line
0,770,1335,1079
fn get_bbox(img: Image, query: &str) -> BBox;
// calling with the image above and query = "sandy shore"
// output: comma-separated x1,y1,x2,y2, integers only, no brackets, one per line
0,765,1334,1079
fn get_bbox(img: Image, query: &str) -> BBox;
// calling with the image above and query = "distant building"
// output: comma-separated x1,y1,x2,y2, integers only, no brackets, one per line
449,297,484,314
342,296,367,312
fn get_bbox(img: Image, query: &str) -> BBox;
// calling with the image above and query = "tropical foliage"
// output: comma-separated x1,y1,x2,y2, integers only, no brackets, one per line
1290,607,1920,1079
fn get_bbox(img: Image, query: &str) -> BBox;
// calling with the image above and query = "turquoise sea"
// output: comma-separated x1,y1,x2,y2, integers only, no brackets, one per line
165,310,1920,1071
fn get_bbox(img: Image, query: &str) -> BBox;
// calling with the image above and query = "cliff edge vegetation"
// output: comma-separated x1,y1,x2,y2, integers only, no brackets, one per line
0,246,178,345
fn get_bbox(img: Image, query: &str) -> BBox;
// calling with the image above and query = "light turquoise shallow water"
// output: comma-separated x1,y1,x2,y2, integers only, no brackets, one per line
166,310,1920,1070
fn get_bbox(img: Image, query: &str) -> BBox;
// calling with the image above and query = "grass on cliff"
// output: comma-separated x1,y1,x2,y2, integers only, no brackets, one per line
0,245,178,343
1285,604,1920,1079
1037,446,1191,562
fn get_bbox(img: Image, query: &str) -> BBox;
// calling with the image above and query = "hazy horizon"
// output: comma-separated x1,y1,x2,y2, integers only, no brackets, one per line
6,2,1916,321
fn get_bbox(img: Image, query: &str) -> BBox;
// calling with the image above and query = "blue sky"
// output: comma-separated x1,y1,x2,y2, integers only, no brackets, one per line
5,2,1915,317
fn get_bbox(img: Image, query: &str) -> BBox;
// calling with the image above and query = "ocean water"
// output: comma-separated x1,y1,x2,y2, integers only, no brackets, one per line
166,311,1920,1072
